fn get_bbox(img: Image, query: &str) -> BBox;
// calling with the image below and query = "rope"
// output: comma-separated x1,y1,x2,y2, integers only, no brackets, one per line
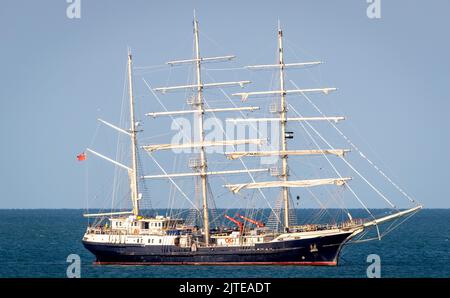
288,103,376,221
142,79,200,212
289,81,397,209
287,128,352,217
145,151,199,211
111,61,129,214
133,65,166,70
289,79,417,205
85,122,101,225
380,209,420,238
289,166,344,223
202,67,246,71
203,71,282,227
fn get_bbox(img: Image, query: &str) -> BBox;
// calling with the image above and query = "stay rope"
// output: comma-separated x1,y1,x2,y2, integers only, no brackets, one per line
289,81,398,209
288,103,376,221
289,79,418,206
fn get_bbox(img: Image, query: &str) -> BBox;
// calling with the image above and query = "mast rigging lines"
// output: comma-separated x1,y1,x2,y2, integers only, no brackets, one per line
83,16,422,244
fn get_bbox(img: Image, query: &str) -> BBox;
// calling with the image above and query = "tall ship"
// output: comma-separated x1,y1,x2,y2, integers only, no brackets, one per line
80,16,422,265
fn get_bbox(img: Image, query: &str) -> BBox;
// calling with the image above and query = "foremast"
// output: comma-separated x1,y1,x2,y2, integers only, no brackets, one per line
227,22,347,231
277,22,290,230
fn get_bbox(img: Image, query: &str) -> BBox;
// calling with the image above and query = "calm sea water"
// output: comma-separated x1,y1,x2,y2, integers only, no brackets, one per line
0,209,448,278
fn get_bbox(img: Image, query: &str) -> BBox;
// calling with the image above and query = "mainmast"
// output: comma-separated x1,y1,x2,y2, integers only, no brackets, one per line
127,50,140,216
277,22,290,230
145,15,254,246
193,17,211,245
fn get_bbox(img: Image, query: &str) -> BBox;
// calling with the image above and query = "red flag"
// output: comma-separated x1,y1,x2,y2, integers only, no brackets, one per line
77,152,86,161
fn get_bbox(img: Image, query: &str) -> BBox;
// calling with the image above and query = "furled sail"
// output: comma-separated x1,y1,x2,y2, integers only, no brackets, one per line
224,177,352,194
142,139,265,152
225,149,349,160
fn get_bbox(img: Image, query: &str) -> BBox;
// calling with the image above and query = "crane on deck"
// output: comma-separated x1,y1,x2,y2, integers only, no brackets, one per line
238,214,265,228
224,214,244,234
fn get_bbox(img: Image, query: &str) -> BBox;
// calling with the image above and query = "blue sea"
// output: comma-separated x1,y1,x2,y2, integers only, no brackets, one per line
0,209,448,278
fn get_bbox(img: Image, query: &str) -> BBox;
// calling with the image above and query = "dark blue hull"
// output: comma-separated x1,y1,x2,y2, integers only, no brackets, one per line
83,232,353,266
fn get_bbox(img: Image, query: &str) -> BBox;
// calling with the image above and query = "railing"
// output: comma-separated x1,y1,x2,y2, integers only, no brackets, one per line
85,226,194,236
86,227,125,235
339,218,366,228
289,219,366,232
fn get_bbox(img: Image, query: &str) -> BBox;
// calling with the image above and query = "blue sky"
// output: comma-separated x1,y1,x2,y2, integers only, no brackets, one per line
0,0,449,209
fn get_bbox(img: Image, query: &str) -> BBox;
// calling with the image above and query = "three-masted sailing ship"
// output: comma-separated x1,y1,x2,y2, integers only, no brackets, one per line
81,16,422,265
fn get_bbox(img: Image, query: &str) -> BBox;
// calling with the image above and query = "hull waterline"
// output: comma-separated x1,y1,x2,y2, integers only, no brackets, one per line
83,231,353,266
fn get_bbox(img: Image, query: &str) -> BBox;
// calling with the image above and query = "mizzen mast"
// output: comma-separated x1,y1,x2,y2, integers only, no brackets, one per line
81,51,142,218
127,50,140,216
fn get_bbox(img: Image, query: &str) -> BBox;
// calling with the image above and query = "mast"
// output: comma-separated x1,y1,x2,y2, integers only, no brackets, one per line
226,22,344,232
127,50,140,216
193,16,210,245
278,22,290,230
146,17,339,238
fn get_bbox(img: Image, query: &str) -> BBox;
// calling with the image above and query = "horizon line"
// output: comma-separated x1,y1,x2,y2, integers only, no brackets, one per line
0,207,446,210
